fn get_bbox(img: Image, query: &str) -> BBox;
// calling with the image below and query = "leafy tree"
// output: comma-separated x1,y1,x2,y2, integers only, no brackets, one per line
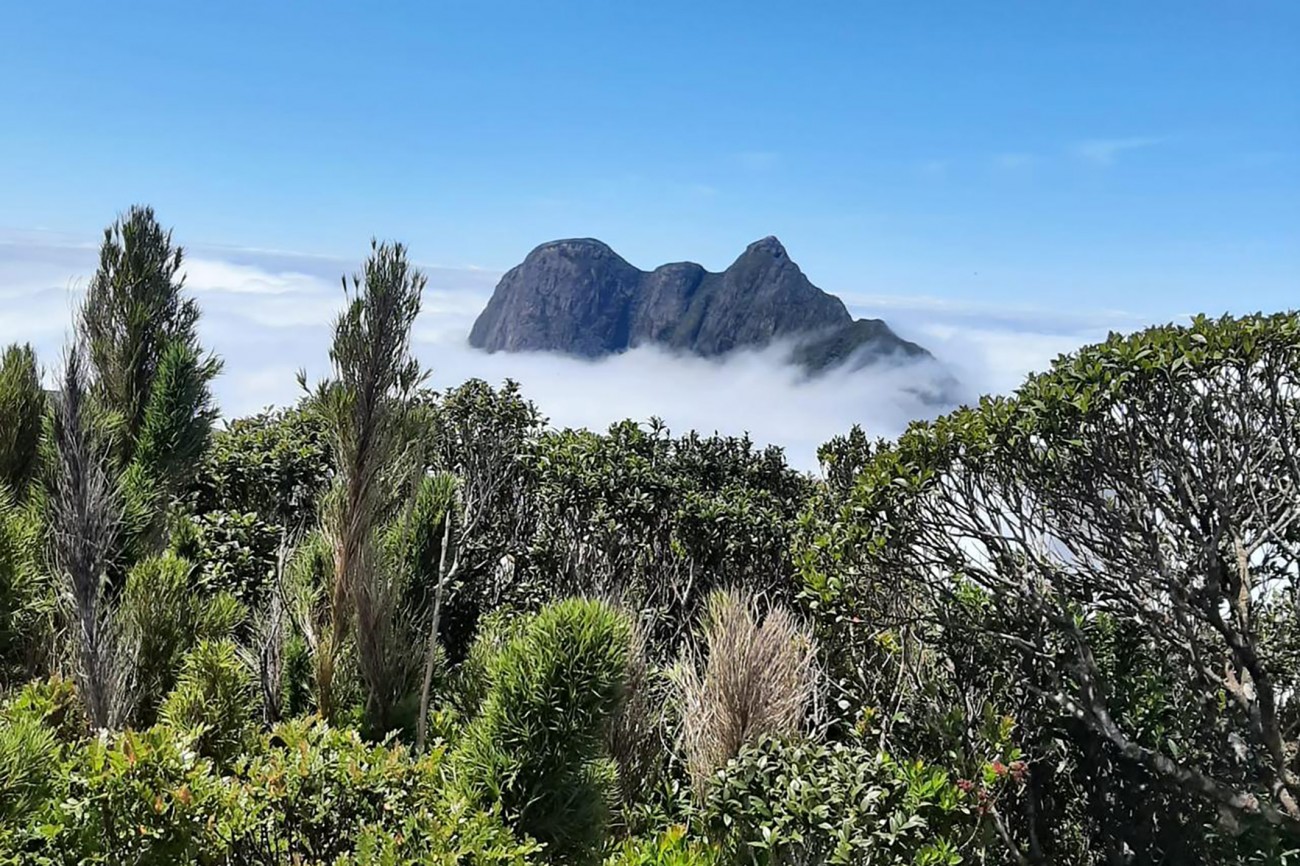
415,379,542,749
814,313,1300,852
528,420,810,655
192,403,333,528
0,343,46,496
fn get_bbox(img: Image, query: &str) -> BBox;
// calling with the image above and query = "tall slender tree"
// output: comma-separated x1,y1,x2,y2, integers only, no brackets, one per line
47,348,130,729
80,206,221,560
0,343,46,497
308,239,426,727
80,205,202,461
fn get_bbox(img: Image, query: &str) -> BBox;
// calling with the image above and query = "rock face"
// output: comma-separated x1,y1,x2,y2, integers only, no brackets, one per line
468,236,930,374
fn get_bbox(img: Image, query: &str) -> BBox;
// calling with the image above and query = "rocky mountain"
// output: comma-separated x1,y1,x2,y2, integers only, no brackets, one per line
467,236,930,374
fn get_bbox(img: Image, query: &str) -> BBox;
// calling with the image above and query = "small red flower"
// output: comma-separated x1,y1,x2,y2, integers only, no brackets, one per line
991,760,1008,777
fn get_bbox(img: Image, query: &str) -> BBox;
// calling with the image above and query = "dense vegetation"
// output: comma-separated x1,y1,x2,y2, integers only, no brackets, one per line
2,206,1298,864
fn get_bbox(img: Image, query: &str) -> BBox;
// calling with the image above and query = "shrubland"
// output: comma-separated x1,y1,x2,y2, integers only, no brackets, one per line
1,206,1297,864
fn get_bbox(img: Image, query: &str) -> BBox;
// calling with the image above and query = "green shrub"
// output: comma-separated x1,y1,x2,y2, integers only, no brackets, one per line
452,607,534,718
0,713,62,830
702,737,984,866
39,726,231,864
454,598,632,864
186,509,280,604
238,719,539,864
0,487,50,679
0,718,538,865
122,553,244,724
279,632,314,718
605,827,723,866
159,639,255,766
1,675,83,742
193,405,332,527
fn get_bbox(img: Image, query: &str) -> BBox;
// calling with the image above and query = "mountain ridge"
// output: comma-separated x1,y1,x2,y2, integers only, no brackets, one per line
467,236,930,375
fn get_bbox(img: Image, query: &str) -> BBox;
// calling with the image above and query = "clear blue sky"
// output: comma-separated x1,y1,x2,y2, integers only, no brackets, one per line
2,1,1297,316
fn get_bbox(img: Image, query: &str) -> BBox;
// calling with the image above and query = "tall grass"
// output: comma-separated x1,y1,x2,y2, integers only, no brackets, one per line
674,589,817,800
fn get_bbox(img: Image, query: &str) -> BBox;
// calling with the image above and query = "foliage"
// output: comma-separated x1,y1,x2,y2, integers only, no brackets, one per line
528,420,811,656
159,638,256,767
309,239,426,728
193,404,332,528
0,486,50,681
80,204,202,459
0,712,62,830
703,737,984,866
806,312,1300,856
455,598,632,863
419,379,543,660
181,509,281,605
131,339,222,502
1,676,83,740
121,552,244,725
0,717,539,865
13,206,1300,863
47,347,131,730
0,343,46,496
605,826,723,866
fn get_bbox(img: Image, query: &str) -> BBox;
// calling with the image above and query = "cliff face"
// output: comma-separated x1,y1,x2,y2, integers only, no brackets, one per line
468,236,930,374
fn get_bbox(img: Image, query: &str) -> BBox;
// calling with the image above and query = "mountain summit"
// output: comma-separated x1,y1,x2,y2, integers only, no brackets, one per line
467,236,930,374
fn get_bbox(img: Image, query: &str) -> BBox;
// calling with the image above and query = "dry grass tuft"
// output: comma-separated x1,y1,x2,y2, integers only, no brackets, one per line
674,588,816,800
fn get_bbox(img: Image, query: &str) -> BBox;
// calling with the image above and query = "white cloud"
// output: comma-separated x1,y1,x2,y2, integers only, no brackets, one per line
0,237,1157,472
1072,136,1161,166
183,259,325,296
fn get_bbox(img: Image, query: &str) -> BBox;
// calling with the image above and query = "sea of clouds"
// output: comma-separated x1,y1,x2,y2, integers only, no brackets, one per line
0,232,1150,471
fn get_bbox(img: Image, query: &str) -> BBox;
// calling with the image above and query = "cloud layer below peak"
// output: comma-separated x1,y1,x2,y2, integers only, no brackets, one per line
0,235,1145,471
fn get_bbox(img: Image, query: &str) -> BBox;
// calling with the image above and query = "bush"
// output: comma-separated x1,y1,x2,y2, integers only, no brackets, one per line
193,404,332,527
245,719,538,865
0,487,50,680
33,726,231,864
185,509,281,605
702,738,987,866
0,714,61,830
159,638,255,766
1,675,83,742
0,717,541,865
605,827,723,866
121,552,244,725
455,598,632,864
452,608,534,719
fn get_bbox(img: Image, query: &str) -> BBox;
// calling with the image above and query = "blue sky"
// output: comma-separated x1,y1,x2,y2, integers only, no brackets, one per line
1,2,1298,465
2,1,1296,315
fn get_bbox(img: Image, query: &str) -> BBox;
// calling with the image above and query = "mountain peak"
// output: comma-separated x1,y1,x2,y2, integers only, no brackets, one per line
468,237,933,375
528,237,618,258
743,235,788,258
